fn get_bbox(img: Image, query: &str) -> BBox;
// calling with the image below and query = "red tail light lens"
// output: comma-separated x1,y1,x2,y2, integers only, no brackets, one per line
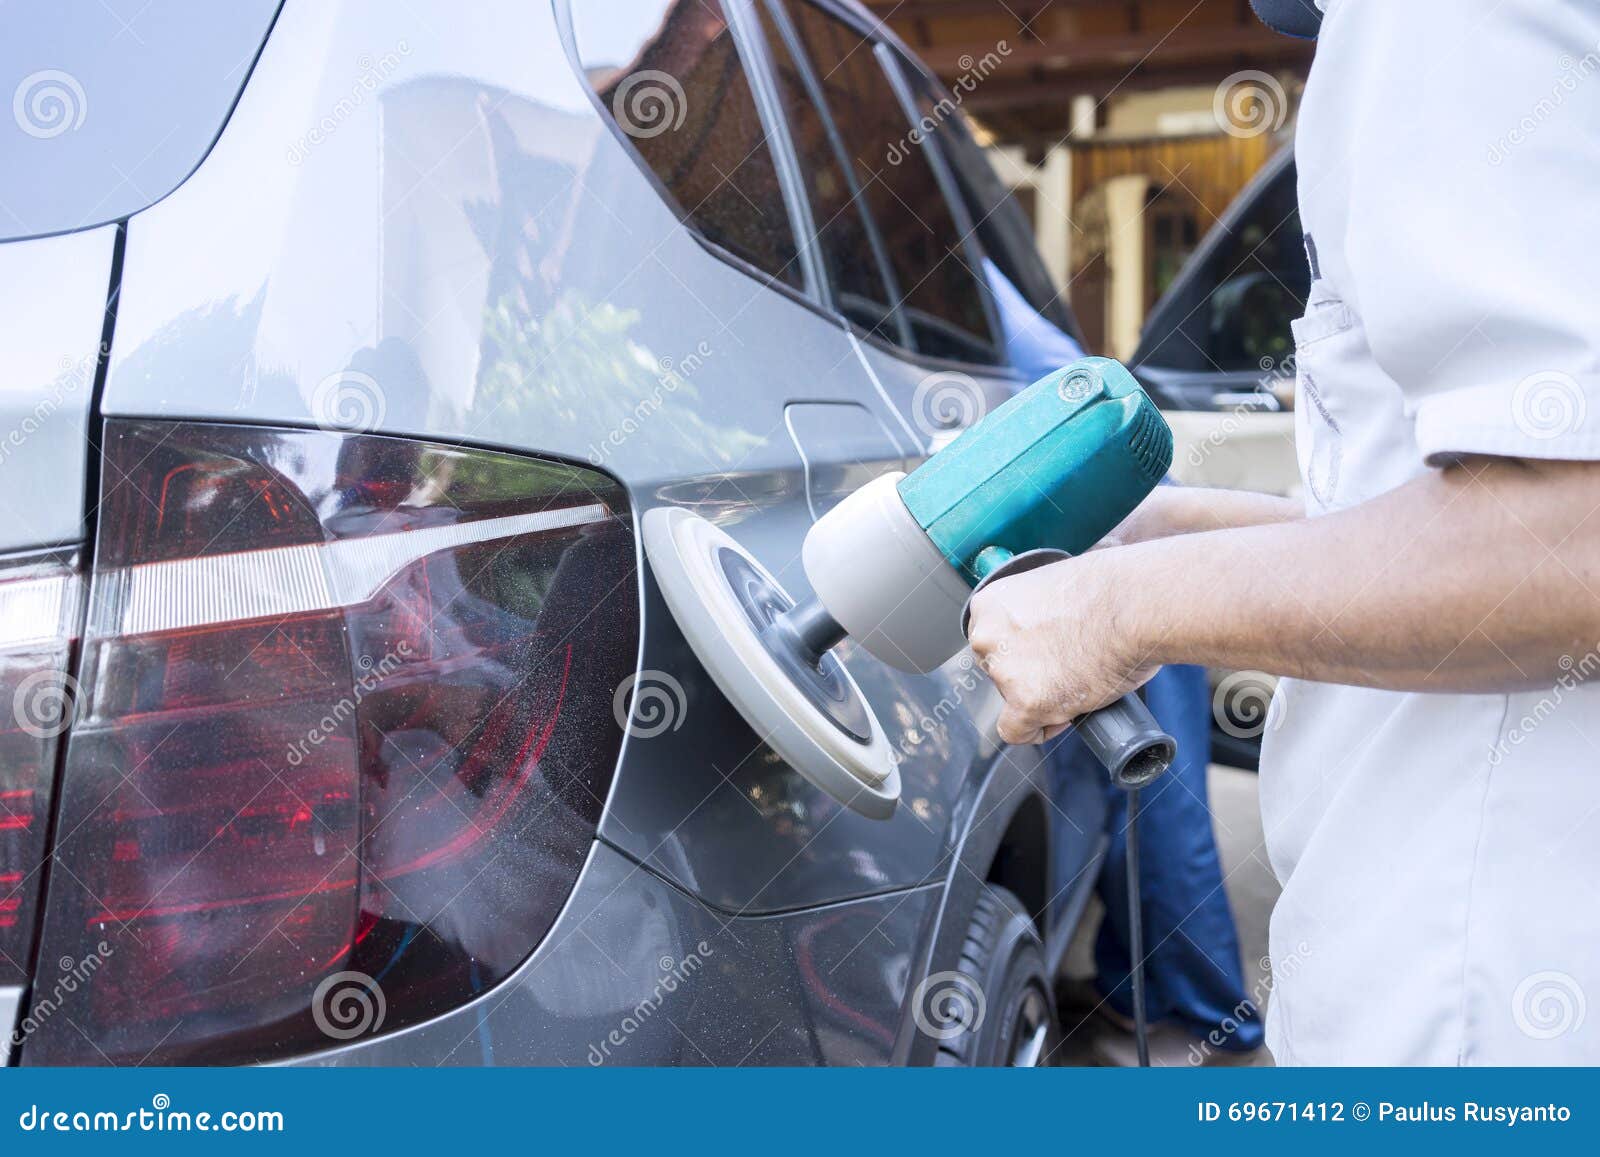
26,421,637,1064
0,552,80,988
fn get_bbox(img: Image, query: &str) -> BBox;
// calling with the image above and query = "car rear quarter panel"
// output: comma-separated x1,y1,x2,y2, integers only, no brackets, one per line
94,0,1012,917
0,227,115,551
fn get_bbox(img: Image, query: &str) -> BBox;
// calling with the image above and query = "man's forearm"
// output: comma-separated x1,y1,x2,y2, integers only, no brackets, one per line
1135,486,1301,542
1121,459,1600,692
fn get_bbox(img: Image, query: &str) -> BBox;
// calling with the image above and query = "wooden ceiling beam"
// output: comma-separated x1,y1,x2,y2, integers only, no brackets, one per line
959,57,1302,116
859,0,1123,16
916,22,1306,76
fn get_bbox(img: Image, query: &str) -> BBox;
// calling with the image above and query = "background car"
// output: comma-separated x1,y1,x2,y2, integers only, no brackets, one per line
0,0,1110,1066
1130,146,1306,769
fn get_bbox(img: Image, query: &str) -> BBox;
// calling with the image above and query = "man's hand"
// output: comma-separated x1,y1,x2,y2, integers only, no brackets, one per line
967,458,1600,742
967,553,1159,745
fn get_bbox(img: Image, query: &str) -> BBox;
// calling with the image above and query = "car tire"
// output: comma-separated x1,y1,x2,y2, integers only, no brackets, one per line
932,885,1059,1066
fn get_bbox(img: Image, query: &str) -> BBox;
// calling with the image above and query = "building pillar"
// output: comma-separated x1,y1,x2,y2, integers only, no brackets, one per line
1103,173,1150,361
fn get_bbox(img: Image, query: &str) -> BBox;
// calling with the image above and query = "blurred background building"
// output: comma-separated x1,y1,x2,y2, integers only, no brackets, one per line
865,0,1310,361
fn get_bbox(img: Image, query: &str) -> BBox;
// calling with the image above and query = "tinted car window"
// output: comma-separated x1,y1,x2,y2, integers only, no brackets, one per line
1138,156,1307,373
572,0,802,290
0,0,280,241
910,72,1081,344
783,1,996,363
755,1,901,340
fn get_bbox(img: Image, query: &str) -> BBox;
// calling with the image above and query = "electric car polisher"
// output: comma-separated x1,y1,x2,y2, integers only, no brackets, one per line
643,357,1177,819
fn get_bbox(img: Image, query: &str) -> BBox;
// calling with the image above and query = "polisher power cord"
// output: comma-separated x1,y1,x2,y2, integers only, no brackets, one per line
1125,786,1150,1067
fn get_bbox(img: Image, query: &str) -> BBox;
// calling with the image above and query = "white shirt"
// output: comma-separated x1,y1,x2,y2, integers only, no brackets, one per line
1260,0,1600,1064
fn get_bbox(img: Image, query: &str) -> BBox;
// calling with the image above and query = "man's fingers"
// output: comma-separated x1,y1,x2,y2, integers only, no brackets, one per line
996,707,1047,746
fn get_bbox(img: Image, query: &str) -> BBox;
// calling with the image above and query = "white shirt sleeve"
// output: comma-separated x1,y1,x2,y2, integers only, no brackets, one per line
1303,0,1600,464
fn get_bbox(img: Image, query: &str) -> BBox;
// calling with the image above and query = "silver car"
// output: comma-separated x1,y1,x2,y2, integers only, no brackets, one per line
0,0,1105,1066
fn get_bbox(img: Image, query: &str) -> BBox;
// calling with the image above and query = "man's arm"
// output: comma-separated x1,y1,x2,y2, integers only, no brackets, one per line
1105,485,1301,547
969,457,1600,744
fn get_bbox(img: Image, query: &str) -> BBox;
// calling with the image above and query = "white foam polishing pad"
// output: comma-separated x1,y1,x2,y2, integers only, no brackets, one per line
642,507,898,819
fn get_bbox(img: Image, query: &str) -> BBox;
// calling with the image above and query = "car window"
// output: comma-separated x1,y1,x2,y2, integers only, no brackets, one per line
571,0,802,290
0,0,281,241
754,1,903,343
781,1,997,364
1137,156,1306,374
907,70,1082,345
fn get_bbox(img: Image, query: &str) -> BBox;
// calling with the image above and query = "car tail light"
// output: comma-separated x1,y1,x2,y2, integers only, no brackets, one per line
25,421,637,1064
0,552,80,989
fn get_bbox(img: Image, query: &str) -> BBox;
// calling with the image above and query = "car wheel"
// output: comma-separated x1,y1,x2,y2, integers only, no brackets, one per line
933,885,1060,1066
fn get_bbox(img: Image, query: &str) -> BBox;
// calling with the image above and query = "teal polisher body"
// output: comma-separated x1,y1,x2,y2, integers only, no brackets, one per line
643,356,1177,820
900,357,1172,583
790,357,1177,787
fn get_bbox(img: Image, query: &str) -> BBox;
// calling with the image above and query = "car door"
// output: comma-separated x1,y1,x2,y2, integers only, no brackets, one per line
555,0,995,916
749,0,1109,907
764,1,1022,451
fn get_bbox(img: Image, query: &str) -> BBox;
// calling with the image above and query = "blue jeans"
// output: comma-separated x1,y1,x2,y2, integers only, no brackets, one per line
1052,664,1262,1051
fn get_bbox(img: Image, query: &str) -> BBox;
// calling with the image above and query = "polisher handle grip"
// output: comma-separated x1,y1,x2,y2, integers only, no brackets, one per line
1080,693,1175,790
